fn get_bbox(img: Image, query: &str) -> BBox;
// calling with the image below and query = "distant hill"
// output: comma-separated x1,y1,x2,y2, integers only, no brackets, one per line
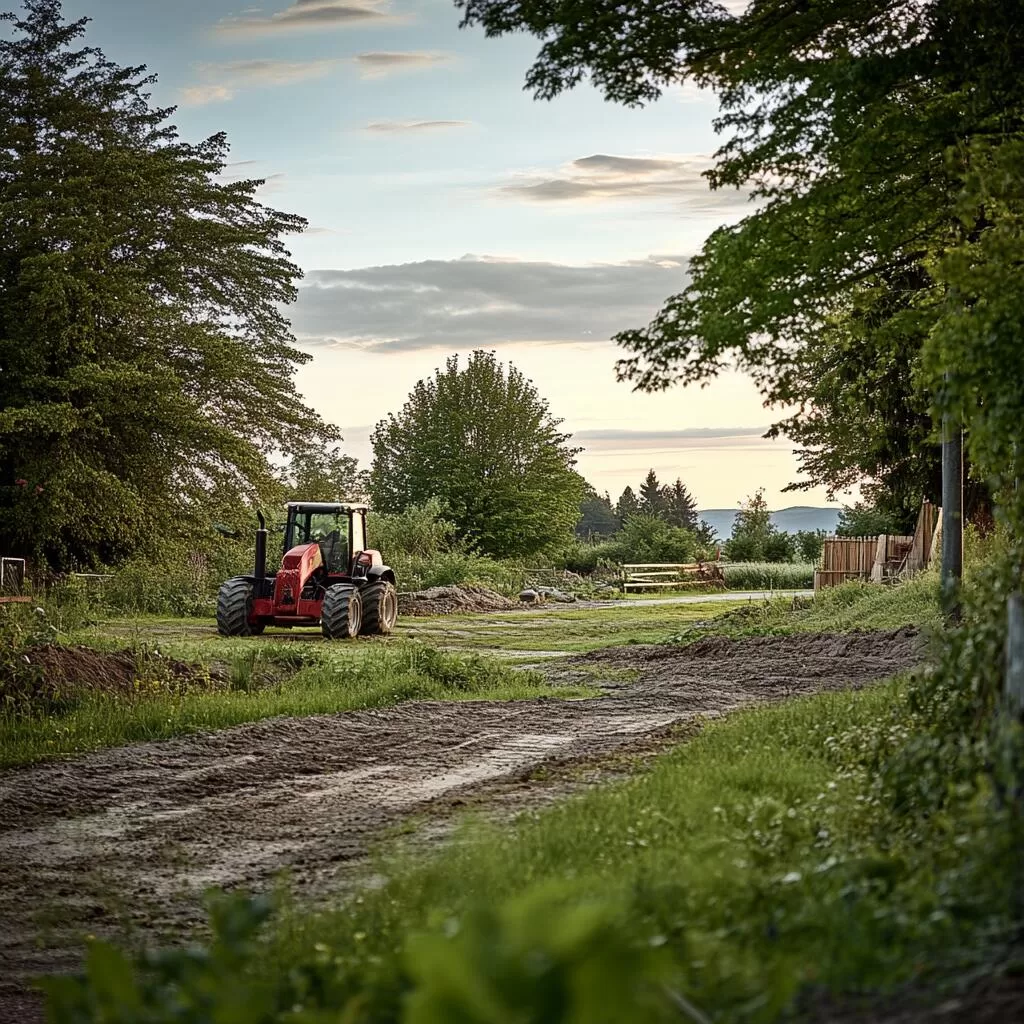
698,505,841,541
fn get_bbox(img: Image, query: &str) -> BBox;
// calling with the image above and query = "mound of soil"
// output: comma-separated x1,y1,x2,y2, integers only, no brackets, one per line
575,627,923,692
398,584,518,617
4,645,214,707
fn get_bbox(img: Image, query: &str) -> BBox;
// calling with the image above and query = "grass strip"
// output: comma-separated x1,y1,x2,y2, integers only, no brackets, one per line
0,644,594,769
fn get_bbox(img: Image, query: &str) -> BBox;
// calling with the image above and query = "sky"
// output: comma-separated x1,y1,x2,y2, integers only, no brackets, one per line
60,0,851,511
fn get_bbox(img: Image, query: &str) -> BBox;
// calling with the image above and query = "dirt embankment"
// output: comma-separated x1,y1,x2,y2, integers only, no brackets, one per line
0,628,922,1022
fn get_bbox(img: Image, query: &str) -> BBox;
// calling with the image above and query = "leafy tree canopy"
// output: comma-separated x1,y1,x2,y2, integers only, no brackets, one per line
0,0,334,569
725,488,791,563
369,351,585,558
283,446,368,506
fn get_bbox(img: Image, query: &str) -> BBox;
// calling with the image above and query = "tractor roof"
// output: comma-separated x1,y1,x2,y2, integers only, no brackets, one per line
286,501,369,513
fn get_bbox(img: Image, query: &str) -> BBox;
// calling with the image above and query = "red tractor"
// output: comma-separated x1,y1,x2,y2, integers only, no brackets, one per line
216,502,398,639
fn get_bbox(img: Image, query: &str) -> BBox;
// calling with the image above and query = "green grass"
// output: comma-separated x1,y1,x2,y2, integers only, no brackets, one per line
399,600,750,654
0,643,594,769
669,573,943,645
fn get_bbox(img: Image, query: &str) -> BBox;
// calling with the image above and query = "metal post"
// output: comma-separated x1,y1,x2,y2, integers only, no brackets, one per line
941,402,963,623
1007,593,1024,718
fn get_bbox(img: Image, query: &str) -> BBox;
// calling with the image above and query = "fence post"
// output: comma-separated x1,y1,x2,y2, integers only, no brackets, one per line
1007,592,1024,718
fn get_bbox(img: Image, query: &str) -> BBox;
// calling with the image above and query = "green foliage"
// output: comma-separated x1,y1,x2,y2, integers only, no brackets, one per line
837,502,905,539
724,489,792,563
369,351,585,559
662,478,698,531
575,490,620,539
283,445,368,504
0,1,334,570
793,530,825,565
614,486,639,521
372,499,462,560
637,469,665,518
42,891,282,1023
615,515,695,565
924,135,1024,534
404,886,669,1024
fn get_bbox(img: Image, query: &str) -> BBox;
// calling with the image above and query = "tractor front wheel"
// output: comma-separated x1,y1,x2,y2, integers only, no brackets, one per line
359,581,399,636
216,578,265,637
321,584,362,639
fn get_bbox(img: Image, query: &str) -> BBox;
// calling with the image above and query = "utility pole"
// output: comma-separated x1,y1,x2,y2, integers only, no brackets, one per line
941,389,963,623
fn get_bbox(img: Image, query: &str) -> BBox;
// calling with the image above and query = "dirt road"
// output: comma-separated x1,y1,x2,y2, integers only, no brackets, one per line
0,628,920,1020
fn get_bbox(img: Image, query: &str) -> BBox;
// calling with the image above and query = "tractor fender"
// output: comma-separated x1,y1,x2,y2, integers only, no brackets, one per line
366,564,396,586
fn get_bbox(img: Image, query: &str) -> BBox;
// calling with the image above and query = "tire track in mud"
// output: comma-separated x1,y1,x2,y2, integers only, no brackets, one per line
0,628,921,1018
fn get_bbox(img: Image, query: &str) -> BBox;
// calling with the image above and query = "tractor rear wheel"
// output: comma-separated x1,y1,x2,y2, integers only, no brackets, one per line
359,581,399,636
216,578,265,637
321,584,362,639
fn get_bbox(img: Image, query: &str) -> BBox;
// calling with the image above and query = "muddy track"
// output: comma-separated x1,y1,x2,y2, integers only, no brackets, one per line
0,628,921,1019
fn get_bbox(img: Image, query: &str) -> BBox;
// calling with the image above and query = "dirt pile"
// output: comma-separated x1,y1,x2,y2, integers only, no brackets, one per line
398,584,518,617
2,645,215,711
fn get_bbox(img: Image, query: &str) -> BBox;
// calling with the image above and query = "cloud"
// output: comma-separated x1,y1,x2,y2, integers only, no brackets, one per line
289,253,689,352
573,155,682,175
181,84,235,106
216,0,396,35
575,427,767,442
499,153,750,212
364,119,471,133
182,58,340,103
354,51,453,78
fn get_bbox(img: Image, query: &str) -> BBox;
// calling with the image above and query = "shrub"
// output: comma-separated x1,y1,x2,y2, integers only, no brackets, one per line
722,562,815,590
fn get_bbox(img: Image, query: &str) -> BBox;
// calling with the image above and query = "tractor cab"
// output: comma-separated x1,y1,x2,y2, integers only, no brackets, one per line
216,500,397,640
283,502,366,574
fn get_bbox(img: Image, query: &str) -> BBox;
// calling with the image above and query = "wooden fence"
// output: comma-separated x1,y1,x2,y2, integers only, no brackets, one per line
814,500,939,592
621,562,726,592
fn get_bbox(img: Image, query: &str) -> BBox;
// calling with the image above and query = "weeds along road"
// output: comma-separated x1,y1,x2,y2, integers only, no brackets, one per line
0,611,921,1021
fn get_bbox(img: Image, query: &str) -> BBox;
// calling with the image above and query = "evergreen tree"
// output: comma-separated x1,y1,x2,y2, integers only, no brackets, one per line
615,486,640,522
0,1,333,568
576,488,620,539
638,469,666,518
664,478,698,531
369,351,584,558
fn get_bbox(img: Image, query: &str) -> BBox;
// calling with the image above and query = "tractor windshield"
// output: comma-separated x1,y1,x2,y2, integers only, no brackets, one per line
286,510,349,573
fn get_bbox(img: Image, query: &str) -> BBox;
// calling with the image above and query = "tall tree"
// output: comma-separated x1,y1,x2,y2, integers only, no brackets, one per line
284,446,368,505
663,478,698,531
0,0,334,568
725,488,778,562
369,351,585,558
638,469,666,518
576,487,620,539
615,486,640,522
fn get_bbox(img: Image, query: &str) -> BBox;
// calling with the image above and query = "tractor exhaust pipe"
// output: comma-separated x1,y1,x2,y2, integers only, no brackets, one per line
254,510,267,582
